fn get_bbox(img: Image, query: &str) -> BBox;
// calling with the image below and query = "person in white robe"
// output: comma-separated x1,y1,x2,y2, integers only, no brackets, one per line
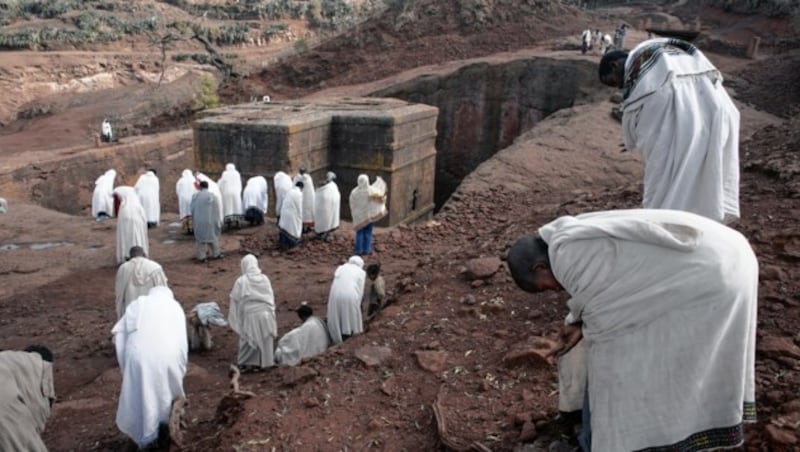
581,28,592,54
314,171,340,240
175,169,197,220
600,38,740,223
113,186,149,265
278,182,304,250
242,176,268,226
114,246,168,319
134,169,160,228
507,209,758,451
195,172,224,224
228,254,278,371
217,163,244,225
0,346,55,452
0,197,7,214
273,171,293,221
293,168,315,231
91,169,116,221
190,181,222,262
275,303,330,366
101,118,113,143
599,33,613,55
112,286,187,449
326,256,366,344
349,174,387,255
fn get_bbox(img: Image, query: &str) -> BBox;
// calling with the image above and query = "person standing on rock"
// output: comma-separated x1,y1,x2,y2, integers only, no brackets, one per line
101,118,113,143
112,286,187,450
134,169,160,228
599,38,740,223
113,186,149,265
228,254,278,372
507,209,757,452
278,181,304,250
114,246,168,319
348,174,388,256
190,180,223,263
0,345,56,452
314,171,341,241
275,303,330,366
326,255,367,344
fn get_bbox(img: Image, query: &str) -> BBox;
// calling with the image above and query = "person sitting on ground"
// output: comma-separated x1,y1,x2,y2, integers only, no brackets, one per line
314,171,341,241
275,303,330,366
326,256,366,344
0,345,55,452
112,286,187,450
278,181,304,250
507,209,757,451
228,254,278,373
115,246,168,320
364,263,386,320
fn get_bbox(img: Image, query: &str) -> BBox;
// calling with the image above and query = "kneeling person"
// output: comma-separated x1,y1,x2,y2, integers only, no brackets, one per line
275,303,330,366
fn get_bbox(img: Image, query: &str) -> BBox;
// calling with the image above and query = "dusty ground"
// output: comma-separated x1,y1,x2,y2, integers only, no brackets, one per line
1,2,800,451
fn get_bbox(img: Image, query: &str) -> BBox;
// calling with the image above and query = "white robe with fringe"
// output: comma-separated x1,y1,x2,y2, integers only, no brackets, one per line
622,39,740,223
314,181,340,234
112,287,187,448
275,316,330,366
0,351,55,452
326,256,366,344
134,171,160,225
543,209,757,451
114,187,149,265
114,257,168,319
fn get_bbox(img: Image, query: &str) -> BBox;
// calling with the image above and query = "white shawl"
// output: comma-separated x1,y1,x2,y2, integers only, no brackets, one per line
293,173,316,223
275,316,330,366
114,257,168,319
348,175,387,230
0,351,55,452
175,169,197,220
273,171,293,217
278,187,303,239
112,286,187,448
217,163,243,217
542,209,757,451
114,186,149,265
91,169,116,218
326,256,366,344
622,39,740,223
134,171,160,225
314,181,340,234
242,176,268,213
228,255,277,349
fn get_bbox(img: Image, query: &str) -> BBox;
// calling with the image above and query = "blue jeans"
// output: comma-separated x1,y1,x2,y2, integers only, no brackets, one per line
578,384,591,451
355,223,373,255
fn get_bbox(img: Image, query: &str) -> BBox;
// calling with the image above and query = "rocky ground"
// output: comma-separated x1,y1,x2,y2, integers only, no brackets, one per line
1,1,799,451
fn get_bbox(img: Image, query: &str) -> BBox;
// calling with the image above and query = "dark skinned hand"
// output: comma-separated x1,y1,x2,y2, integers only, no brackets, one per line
547,323,583,364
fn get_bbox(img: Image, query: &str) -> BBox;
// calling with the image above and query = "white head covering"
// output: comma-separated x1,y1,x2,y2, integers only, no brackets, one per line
326,172,336,183
225,163,236,171
348,255,364,269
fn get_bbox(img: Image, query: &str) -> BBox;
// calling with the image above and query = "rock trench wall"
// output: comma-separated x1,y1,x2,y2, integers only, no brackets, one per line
371,57,610,208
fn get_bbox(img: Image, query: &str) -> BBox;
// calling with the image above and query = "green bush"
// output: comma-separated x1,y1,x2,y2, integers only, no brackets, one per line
194,74,220,110
293,37,309,53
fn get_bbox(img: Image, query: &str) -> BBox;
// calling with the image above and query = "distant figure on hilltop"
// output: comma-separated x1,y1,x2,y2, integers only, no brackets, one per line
599,38,740,223
101,118,113,143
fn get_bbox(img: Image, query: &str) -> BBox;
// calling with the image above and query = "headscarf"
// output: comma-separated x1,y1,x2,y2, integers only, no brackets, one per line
348,255,364,269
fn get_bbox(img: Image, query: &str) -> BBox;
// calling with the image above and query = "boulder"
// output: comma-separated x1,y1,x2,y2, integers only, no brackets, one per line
354,346,393,367
759,336,800,360
464,257,502,280
503,337,559,367
765,424,797,445
279,365,319,387
415,350,449,374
